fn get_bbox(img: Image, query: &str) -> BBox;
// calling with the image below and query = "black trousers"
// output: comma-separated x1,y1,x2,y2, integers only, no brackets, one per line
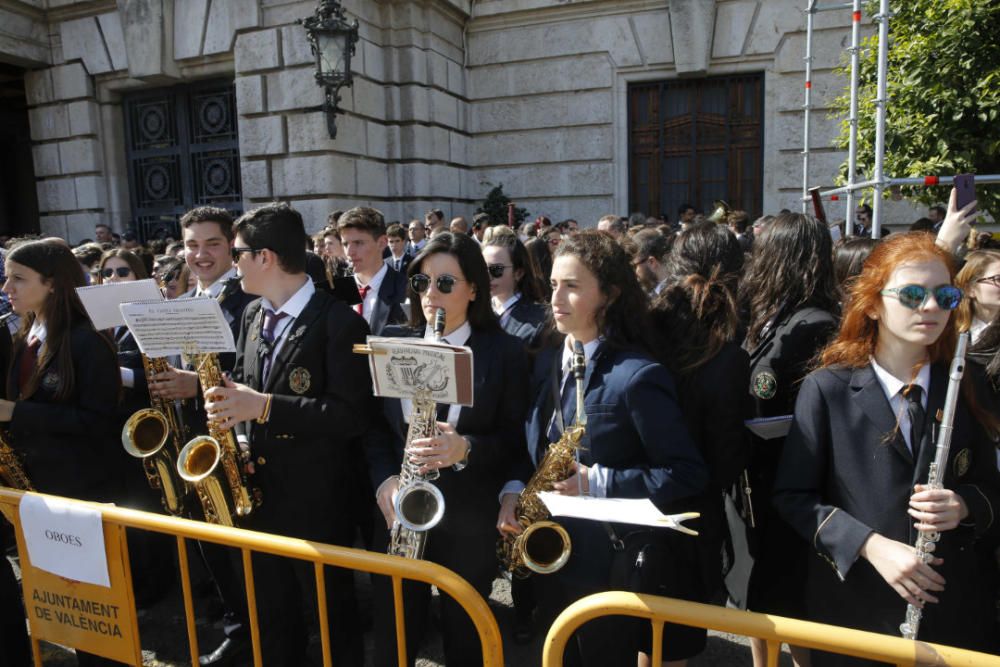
372,526,497,667
227,449,363,666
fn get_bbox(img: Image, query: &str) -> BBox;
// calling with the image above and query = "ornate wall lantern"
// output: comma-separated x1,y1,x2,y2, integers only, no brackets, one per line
299,0,360,139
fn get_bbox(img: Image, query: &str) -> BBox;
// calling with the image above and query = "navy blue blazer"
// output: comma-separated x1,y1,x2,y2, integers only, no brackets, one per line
773,363,1000,648
368,266,409,336
384,254,411,275
525,342,707,510
501,299,547,349
365,325,530,537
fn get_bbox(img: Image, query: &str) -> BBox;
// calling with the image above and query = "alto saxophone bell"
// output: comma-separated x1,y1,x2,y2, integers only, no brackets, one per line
515,520,572,575
394,479,445,533
176,435,236,527
122,406,186,515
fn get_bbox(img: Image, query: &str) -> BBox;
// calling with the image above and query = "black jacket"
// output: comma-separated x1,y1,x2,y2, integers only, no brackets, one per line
773,363,1000,651
368,266,409,337
501,299,547,350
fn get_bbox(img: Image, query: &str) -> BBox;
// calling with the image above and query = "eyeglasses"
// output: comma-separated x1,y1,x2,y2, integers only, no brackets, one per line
976,274,1000,288
487,264,512,279
547,237,562,246
880,284,963,310
410,273,467,294
231,247,258,262
631,257,649,268
101,267,133,279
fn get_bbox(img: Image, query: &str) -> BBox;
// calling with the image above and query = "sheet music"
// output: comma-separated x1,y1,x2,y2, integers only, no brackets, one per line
76,280,163,330
120,297,235,357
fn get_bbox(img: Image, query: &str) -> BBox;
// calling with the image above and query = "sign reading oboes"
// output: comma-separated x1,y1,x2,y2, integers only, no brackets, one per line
2,494,142,664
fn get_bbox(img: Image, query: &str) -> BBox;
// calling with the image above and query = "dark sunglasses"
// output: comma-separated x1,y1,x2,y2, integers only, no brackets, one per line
410,273,467,294
231,246,259,263
487,264,512,279
880,284,963,310
976,274,1000,288
101,267,133,279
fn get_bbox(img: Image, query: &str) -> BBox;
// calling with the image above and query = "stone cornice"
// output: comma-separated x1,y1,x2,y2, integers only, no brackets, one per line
468,0,666,31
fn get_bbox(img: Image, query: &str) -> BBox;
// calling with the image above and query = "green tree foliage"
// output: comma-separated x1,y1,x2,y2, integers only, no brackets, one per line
476,184,529,228
834,1,1000,212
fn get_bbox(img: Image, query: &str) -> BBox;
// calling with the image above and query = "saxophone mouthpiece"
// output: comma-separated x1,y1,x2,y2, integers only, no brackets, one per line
434,308,447,340
572,340,586,381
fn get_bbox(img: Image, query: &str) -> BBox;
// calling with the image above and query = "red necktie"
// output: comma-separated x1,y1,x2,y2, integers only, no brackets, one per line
355,285,370,316
17,337,40,395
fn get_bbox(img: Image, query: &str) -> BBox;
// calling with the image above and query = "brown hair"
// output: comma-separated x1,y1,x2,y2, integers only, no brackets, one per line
338,206,386,239
954,249,1000,332
180,206,234,241
97,249,149,283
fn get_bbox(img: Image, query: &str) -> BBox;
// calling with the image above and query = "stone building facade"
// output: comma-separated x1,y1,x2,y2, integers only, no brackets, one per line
0,0,922,242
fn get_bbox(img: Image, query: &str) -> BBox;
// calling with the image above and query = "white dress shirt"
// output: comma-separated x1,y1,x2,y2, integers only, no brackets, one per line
259,278,316,384
870,357,930,453
356,263,387,324
195,267,238,299
492,293,521,327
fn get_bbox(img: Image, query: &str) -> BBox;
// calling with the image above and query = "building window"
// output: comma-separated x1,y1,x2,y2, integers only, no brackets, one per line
628,74,763,220
123,79,241,242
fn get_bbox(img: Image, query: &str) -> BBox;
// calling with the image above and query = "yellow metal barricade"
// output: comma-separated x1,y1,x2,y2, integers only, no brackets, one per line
543,591,1000,667
0,489,503,667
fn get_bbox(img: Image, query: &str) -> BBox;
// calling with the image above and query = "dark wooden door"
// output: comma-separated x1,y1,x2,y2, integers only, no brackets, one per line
629,74,763,220
123,79,242,242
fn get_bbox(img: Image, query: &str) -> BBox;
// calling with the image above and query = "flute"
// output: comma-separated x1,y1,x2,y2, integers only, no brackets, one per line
899,331,970,640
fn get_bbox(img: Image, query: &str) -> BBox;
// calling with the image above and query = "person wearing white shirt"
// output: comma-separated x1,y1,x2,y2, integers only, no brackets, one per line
955,249,1000,344
340,207,408,335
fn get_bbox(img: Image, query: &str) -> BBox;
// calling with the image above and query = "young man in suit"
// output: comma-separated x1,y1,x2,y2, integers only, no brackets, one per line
203,202,373,666
385,222,411,274
339,207,408,336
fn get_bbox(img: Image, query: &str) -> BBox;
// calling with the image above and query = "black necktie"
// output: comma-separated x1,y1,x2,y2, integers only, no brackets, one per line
904,384,925,455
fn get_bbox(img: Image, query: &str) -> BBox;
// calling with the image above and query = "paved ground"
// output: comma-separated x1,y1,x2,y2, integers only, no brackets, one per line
15,550,790,666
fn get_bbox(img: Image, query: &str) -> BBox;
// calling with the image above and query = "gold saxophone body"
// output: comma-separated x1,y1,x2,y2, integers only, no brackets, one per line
121,354,189,514
499,341,586,576
176,353,259,526
0,430,34,491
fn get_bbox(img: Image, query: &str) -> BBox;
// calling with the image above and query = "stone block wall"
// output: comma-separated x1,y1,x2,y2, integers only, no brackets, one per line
13,0,929,240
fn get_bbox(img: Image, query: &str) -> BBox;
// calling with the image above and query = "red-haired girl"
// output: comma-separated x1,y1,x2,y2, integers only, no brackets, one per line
773,232,1000,661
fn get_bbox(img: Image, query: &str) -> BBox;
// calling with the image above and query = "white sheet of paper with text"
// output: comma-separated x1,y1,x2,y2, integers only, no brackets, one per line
120,297,236,357
19,494,110,587
76,279,163,330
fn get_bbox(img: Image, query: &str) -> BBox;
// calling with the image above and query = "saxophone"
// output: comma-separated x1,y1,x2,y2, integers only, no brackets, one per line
499,340,586,576
388,308,448,560
900,332,970,640
121,354,188,515
175,353,259,526
0,430,33,491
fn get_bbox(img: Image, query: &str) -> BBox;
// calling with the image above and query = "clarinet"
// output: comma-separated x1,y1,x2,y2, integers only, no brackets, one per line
899,331,970,640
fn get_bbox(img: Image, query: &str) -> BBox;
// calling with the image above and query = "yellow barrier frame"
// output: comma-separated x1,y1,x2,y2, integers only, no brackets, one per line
0,489,503,667
543,592,1000,667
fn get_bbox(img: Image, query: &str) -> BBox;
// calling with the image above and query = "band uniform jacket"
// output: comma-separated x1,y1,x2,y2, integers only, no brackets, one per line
7,325,121,502
384,254,411,276
368,266,409,337
365,324,530,537
773,363,1000,654
501,299,547,350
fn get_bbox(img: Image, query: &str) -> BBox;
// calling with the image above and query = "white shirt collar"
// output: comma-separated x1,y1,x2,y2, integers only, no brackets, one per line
561,337,601,372
492,293,520,316
971,317,990,344
28,319,47,344
197,267,237,298
870,356,931,406
260,277,315,319
357,262,387,294
425,320,471,346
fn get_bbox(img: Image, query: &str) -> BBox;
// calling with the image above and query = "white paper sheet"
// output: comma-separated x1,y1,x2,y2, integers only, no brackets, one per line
120,297,236,357
537,492,700,534
76,280,163,330
19,494,110,588
745,415,793,440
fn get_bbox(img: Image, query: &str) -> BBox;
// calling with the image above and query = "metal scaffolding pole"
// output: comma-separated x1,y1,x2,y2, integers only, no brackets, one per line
845,0,863,237
802,0,818,214
805,174,1000,201
870,0,891,238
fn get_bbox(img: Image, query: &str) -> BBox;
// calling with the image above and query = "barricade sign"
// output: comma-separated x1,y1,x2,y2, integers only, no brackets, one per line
1,497,142,664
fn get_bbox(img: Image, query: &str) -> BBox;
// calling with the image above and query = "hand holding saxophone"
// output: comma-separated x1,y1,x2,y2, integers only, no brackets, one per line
907,484,968,532
408,422,469,473
0,400,14,422
148,365,200,400
551,461,590,496
204,375,269,429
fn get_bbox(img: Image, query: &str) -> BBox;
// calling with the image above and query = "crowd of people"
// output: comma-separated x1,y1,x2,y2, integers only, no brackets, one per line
0,192,998,667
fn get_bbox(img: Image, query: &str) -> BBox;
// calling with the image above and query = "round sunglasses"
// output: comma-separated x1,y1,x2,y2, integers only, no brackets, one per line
410,273,467,294
101,267,133,279
880,284,963,310
487,264,512,279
